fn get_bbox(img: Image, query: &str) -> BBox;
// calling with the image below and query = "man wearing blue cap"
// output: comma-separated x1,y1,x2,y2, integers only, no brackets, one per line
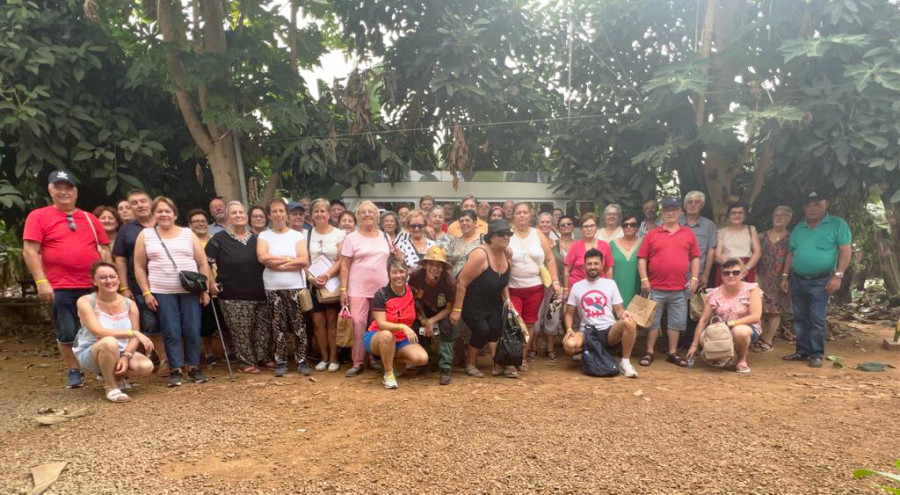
782,191,851,367
23,170,111,388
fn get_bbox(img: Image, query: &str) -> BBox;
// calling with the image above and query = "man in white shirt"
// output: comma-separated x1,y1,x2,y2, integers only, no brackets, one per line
563,248,638,378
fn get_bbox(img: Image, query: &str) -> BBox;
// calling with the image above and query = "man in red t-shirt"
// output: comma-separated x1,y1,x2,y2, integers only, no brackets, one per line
637,196,699,368
23,170,110,389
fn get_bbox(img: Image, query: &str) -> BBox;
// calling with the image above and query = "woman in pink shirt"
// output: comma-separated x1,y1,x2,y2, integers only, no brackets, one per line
340,200,396,377
563,212,614,289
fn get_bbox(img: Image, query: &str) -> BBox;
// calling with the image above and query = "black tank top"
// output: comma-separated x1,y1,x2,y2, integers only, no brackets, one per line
462,247,510,315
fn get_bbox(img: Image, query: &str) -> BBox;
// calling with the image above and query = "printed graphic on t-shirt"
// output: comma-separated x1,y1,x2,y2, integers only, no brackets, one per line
580,290,610,318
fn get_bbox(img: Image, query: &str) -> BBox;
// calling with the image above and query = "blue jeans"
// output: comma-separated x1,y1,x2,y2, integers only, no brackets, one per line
155,293,202,369
790,275,830,359
52,289,92,343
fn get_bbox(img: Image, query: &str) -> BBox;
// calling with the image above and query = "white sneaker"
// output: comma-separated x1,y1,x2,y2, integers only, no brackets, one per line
315,361,328,372
383,371,399,389
620,360,638,378
327,362,340,372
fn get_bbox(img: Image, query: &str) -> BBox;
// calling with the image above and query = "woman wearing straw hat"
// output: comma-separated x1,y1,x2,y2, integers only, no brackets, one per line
409,246,457,385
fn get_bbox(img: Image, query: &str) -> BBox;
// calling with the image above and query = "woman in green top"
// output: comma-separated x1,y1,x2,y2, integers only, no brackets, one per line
611,212,642,308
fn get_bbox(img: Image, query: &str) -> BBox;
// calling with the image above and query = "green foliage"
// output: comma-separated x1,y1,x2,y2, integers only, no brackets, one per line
0,0,170,212
854,459,900,494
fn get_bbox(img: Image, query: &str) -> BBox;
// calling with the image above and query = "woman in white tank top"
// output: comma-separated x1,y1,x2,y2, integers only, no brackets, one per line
134,197,213,387
508,203,564,365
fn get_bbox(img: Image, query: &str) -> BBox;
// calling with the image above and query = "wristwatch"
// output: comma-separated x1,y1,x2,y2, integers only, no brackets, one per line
833,272,844,279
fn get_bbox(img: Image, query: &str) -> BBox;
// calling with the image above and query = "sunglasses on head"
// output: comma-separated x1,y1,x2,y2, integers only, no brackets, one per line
722,269,742,277
622,222,639,228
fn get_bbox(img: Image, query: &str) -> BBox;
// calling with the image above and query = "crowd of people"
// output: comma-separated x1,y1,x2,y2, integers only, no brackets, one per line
22,170,853,401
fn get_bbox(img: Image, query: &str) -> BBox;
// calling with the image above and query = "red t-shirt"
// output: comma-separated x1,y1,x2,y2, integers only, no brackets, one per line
637,225,700,291
23,206,109,289
564,239,614,289
368,284,417,342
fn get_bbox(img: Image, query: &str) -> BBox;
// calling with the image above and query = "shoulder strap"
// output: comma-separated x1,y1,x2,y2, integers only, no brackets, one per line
307,227,312,253
89,292,97,310
154,226,179,271
84,211,100,247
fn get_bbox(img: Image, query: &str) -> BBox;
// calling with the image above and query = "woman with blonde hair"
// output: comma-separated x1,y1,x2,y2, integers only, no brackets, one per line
396,209,436,272
308,198,346,372
340,200,396,377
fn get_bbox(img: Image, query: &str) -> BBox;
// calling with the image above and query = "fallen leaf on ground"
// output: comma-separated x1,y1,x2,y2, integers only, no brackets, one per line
31,461,66,494
634,390,644,397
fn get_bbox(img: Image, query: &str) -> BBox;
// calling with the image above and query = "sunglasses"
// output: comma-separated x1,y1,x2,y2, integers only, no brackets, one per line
722,269,742,277
622,222,639,228
494,231,513,238
408,224,426,229
559,222,573,227
65,214,76,232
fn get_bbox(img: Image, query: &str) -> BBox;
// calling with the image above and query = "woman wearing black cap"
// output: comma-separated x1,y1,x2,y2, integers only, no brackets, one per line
449,219,517,378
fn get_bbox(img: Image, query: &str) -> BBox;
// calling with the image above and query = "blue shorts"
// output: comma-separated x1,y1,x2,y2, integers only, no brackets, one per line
363,331,411,354
52,289,93,343
75,346,103,374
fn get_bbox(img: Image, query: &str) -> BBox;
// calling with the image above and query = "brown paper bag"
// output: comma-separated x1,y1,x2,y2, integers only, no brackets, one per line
627,294,659,328
690,291,708,321
336,306,354,347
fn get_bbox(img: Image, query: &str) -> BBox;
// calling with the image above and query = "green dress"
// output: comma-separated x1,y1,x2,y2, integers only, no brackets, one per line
611,238,642,309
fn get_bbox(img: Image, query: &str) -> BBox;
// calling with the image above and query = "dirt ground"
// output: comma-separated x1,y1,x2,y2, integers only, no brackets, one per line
0,320,898,495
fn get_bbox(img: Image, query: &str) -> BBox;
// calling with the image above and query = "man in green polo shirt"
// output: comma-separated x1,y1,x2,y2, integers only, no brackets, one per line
781,191,852,367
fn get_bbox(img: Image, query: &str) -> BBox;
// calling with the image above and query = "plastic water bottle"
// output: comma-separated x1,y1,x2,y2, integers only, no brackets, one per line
686,357,695,368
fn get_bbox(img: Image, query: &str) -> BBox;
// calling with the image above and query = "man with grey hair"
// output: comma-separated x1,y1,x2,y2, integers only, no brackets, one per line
678,190,718,348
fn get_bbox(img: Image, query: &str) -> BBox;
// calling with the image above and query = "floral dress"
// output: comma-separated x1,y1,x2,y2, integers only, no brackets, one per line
757,230,791,314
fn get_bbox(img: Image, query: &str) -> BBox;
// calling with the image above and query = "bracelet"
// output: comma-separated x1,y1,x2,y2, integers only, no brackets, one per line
566,327,574,332
339,288,347,292
128,330,134,338
691,277,698,281
781,273,789,277
35,279,48,285
640,278,649,282
452,308,462,313
552,280,560,285
124,352,133,359
118,287,128,293
142,291,151,297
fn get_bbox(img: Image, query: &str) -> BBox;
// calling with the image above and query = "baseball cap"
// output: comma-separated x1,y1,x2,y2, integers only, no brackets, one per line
804,191,829,203
48,170,77,186
287,201,305,212
661,196,681,208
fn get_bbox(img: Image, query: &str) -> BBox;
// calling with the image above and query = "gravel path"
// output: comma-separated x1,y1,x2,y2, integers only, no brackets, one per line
0,325,898,494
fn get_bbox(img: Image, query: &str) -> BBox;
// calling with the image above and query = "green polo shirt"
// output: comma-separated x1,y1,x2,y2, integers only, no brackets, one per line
788,214,852,277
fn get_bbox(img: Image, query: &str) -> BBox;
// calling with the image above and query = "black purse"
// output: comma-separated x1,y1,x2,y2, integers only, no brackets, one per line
493,303,524,367
581,325,620,377
155,227,208,295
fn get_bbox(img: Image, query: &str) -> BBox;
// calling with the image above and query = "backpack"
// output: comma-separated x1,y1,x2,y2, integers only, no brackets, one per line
701,316,735,366
493,304,524,367
581,325,620,377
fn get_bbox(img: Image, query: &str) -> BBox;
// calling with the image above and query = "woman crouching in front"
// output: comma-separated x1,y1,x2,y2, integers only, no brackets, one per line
74,261,155,402
365,257,429,389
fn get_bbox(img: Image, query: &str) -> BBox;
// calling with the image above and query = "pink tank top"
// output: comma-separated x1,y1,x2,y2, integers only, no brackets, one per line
145,227,199,294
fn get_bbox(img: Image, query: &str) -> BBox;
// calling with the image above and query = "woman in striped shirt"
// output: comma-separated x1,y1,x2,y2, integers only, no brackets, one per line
134,196,213,388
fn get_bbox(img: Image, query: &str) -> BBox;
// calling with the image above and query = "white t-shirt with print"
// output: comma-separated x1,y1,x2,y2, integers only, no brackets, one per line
566,277,623,331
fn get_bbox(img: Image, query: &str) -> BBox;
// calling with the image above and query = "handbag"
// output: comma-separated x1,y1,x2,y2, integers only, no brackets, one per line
690,291,708,321
626,294,659,328
306,229,342,304
336,305,354,347
582,325,620,377
156,227,207,295
539,265,553,288
493,304,524,367
297,288,313,312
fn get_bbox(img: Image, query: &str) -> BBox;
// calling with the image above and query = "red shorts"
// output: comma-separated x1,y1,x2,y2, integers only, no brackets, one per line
508,285,546,324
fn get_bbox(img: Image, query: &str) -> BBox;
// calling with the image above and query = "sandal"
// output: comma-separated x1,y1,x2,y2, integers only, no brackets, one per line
518,361,529,372
546,351,558,362
106,388,131,403
639,353,654,367
755,341,773,353
239,365,260,374
735,363,751,373
666,353,689,367
259,361,277,370
465,365,484,378
527,350,537,362
503,366,519,379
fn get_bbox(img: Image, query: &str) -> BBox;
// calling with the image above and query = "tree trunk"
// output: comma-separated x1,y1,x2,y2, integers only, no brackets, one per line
880,189,900,296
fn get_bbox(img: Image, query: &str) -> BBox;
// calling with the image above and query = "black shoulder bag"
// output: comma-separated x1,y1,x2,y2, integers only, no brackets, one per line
156,227,208,295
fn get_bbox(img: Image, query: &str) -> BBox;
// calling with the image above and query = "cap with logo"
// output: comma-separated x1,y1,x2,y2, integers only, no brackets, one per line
48,170,77,186
661,196,681,208
804,191,829,203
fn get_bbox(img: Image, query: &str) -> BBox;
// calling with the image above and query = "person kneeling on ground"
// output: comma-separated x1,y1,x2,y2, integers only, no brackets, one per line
409,246,457,385
687,258,762,373
365,257,429,389
562,249,639,378
73,261,155,402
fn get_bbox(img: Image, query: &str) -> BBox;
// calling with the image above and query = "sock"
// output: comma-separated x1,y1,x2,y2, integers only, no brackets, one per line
621,358,630,365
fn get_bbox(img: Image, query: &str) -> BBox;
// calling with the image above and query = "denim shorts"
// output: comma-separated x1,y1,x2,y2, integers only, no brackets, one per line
650,289,687,332
52,289,93,344
363,331,411,354
75,346,102,374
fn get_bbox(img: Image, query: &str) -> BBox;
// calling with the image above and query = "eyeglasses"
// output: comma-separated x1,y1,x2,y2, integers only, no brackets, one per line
96,275,118,281
622,222,639,228
559,222,573,227
408,224,426,229
582,224,597,229
65,214,76,232
721,269,742,277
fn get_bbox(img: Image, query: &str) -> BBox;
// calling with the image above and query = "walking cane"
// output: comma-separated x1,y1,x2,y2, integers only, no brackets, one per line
210,289,235,381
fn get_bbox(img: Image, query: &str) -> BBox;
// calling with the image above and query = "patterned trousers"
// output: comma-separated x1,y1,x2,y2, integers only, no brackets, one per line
265,289,308,365
219,299,271,367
